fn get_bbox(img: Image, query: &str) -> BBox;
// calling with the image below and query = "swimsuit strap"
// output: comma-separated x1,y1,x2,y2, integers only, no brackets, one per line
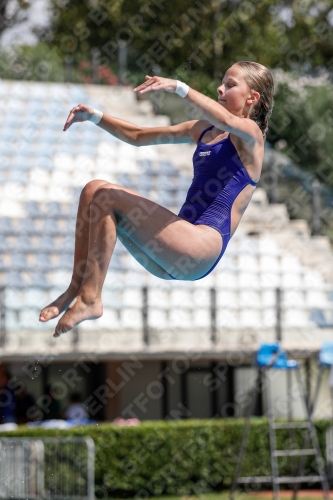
248,176,258,187
198,125,214,143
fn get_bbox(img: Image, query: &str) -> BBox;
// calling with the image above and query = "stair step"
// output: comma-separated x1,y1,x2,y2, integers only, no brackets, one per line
272,422,310,430
273,449,315,457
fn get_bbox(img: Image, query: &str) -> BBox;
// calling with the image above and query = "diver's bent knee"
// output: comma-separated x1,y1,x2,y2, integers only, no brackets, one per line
92,184,116,208
80,179,109,202
92,183,126,210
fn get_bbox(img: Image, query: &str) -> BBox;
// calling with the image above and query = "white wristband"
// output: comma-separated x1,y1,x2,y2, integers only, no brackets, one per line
175,80,189,98
89,108,103,125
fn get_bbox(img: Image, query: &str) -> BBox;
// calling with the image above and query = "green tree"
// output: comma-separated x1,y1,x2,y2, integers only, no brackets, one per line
42,0,333,83
267,78,333,186
0,42,68,81
0,0,31,38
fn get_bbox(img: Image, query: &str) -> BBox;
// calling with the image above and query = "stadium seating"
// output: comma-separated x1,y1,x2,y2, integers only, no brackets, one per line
0,79,332,355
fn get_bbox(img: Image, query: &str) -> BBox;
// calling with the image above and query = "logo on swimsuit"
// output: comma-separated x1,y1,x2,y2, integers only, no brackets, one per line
199,151,211,156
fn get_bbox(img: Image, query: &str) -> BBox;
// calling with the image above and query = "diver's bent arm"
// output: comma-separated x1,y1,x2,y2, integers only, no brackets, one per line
184,88,261,146
98,114,196,146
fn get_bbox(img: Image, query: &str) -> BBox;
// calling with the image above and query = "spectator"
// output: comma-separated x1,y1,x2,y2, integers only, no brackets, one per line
64,392,88,421
15,388,36,424
44,385,62,420
0,366,16,424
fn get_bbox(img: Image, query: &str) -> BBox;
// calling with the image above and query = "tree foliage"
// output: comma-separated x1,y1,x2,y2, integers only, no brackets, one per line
266,76,333,188
1,0,333,228
43,0,333,82
0,42,67,81
0,0,31,37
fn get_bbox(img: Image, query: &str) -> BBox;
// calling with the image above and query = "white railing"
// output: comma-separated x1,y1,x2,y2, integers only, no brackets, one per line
0,437,95,500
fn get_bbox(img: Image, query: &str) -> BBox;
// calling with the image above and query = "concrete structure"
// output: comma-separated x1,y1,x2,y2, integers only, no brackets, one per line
0,80,332,422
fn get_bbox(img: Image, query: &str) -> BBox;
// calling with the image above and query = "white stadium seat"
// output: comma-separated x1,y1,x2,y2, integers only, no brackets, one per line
239,290,261,309
51,171,68,185
53,153,75,171
306,290,330,308
193,308,210,328
0,78,332,353
170,289,193,308
217,290,238,309
261,290,276,307
239,272,260,289
25,185,49,202
30,168,51,186
216,270,238,289
283,290,304,307
70,170,94,187
75,155,96,173
260,272,281,289
258,237,280,255
149,289,170,309
168,308,193,329
149,309,168,329
281,254,301,269
237,255,258,271
80,308,120,331
122,288,142,307
284,308,310,328
303,270,324,287
120,308,142,329
137,145,159,160
217,309,239,329
97,141,118,158
240,309,261,328
259,255,280,272
192,288,210,308
262,308,276,328
281,272,302,288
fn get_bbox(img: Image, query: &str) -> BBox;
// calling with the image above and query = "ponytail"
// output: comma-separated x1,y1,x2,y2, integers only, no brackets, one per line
250,93,274,140
233,61,274,140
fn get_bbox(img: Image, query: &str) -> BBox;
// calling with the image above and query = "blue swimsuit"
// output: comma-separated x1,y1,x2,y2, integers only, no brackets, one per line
169,125,257,280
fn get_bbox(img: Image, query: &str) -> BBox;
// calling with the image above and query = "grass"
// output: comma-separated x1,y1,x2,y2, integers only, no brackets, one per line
128,493,329,500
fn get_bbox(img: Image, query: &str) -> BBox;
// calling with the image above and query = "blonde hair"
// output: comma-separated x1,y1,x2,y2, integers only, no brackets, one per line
233,61,274,140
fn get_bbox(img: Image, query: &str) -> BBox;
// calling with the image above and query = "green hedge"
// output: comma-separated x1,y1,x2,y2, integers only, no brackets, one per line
0,419,331,498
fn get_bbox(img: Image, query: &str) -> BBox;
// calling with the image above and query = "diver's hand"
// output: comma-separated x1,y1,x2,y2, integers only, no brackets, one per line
63,104,94,131
133,75,177,94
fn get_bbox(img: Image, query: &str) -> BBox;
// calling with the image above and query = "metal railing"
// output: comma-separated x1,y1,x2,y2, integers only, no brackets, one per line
326,424,333,486
0,287,6,348
0,437,95,500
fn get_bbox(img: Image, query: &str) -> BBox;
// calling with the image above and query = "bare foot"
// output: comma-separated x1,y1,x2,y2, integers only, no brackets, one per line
39,289,77,322
53,295,103,337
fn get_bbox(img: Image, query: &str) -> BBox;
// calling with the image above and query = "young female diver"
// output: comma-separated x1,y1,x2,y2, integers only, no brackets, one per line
39,61,274,337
